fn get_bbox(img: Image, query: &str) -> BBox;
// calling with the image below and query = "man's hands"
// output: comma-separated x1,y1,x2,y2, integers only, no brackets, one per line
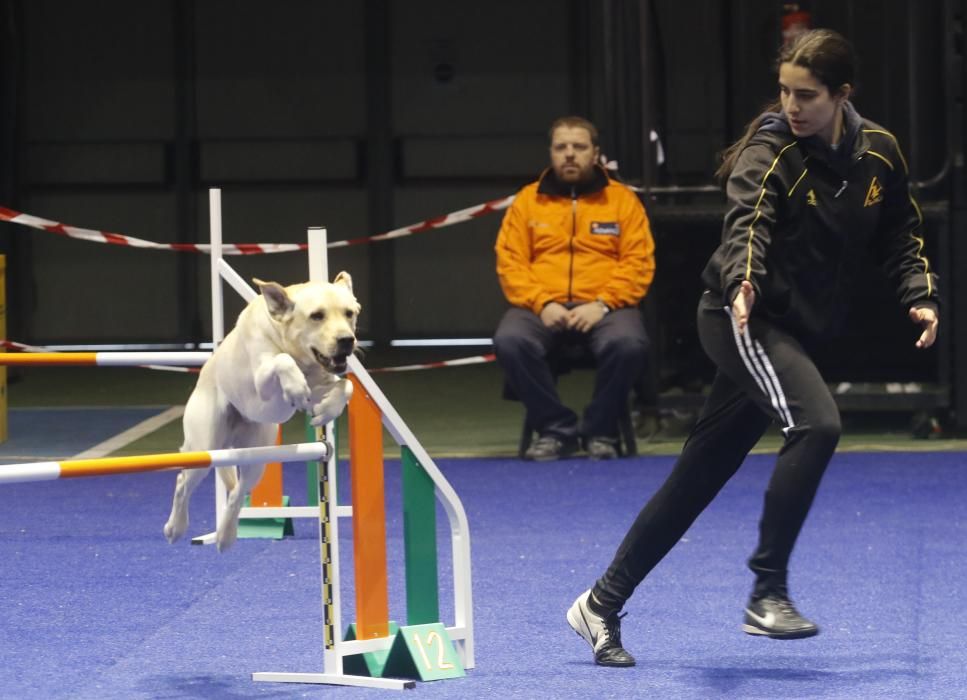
540,301,609,332
539,302,571,330
731,280,756,333
568,301,608,332
909,306,939,349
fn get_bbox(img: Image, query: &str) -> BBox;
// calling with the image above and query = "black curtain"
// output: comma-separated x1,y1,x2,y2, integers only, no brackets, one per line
0,0,31,343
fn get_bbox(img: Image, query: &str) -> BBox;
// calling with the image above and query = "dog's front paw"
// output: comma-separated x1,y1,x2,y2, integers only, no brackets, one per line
310,395,349,426
309,378,352,426
280,374,313,410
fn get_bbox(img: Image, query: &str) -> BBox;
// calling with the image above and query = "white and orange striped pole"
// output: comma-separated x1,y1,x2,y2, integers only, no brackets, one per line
0,441,331,484
0,351,210,367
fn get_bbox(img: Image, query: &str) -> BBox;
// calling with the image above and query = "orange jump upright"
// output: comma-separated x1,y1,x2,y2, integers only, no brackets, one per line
249,425,284,507
347,374,390,639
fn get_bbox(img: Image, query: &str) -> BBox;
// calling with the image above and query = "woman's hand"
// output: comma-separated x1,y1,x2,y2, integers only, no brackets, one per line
732,281,756,333
909,306,939,349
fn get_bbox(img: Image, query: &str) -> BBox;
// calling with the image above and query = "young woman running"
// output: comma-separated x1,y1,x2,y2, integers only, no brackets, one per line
566,28,940,667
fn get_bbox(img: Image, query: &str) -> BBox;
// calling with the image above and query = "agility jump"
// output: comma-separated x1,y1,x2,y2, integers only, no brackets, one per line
0,189,474,691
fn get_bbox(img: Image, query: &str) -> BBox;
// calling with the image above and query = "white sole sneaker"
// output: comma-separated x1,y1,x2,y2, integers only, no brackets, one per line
566,589,595,646
566,589,636,667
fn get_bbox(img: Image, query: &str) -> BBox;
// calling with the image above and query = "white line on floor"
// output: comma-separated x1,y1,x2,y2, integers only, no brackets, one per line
71,405,185,460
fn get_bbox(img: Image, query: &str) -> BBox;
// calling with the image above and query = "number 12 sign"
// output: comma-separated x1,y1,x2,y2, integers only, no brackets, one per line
382,622,466,681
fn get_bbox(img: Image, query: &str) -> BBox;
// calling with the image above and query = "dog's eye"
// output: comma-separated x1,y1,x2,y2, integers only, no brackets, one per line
344,310,355,319
310,311,325,321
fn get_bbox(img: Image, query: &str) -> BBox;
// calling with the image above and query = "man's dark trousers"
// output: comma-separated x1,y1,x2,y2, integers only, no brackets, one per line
494,306,648,440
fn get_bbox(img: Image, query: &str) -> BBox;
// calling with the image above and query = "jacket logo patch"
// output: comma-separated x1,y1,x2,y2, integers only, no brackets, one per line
864,177,884,207
806,189,818,207
590,221,620,236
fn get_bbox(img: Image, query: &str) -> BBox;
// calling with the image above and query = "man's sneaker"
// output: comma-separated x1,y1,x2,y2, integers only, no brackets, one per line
524,435,578,461
586,436,619,460
566,589,636,667
743,592,819,639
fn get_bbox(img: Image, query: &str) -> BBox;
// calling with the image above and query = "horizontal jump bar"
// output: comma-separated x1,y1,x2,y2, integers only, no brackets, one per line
0,351,212,366
0,442,331,484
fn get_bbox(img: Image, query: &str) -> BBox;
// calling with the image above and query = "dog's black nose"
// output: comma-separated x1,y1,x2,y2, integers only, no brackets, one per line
336,336,355,354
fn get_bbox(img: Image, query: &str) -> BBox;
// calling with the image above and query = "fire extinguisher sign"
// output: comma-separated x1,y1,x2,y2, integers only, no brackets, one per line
781,2,812,46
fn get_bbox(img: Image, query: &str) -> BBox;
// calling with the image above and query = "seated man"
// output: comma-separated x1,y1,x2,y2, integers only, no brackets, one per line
494,115,656,461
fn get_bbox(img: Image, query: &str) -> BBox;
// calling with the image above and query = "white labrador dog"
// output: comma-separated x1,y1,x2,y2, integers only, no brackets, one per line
163,272,360,552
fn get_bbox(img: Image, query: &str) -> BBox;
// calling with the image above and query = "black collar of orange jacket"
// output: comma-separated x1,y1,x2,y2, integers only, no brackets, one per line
536,164,611,198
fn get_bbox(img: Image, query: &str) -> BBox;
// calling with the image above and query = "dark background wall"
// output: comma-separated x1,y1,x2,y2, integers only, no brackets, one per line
0,0,964,415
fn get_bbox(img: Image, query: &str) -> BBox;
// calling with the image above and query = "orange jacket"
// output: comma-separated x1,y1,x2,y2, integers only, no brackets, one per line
495,166,656,314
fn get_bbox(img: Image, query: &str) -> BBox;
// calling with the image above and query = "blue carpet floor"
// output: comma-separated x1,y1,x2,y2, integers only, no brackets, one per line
1,431,966,698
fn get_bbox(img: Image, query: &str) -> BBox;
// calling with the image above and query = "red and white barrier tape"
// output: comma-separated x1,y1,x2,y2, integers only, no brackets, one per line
368,354,496,373
0,195,514,256
328,197,514,249
1,340,496,374
3,339,50,352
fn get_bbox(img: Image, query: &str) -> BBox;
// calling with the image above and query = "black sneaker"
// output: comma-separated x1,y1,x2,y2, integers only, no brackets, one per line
566,589,636,667
743,592,819,639
524,435,578,461
586,436,618,460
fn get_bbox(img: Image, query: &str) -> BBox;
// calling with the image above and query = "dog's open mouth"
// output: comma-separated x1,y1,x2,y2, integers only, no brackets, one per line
313,347,350,375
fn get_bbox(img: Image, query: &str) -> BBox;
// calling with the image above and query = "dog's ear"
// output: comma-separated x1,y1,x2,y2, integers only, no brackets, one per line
333,271,353,294
254,278,294,321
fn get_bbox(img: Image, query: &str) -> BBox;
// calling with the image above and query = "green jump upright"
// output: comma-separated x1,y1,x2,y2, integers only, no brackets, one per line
401,446,439,625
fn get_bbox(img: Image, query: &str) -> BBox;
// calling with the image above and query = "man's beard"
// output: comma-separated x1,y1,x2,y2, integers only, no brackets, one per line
556,164,591,183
